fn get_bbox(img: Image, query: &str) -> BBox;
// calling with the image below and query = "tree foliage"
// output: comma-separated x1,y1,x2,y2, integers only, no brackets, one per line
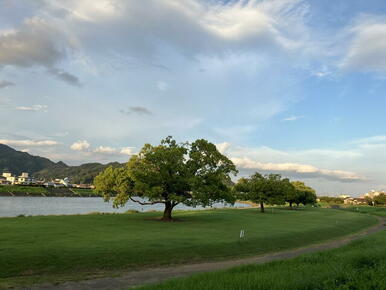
94,136,237,220
290,181,317,206
235,174,317,212
235,173,292,212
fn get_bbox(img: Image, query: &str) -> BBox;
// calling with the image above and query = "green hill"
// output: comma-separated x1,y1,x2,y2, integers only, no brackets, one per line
34,162,123,184
0,144,123,184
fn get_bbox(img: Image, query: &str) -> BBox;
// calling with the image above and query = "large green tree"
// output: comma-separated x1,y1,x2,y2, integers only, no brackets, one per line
94,137,237,220
235,173,289,213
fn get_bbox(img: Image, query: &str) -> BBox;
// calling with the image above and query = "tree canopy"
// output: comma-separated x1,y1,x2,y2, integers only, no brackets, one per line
235,174,317,212
234,173,293,212
94,136,237,220
290,181,317,207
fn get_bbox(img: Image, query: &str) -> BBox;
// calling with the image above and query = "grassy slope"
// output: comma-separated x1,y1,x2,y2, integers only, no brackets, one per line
0,185,99,196
0,208,377,287
141,228,386,290
0,185,49,194
340,205,386,217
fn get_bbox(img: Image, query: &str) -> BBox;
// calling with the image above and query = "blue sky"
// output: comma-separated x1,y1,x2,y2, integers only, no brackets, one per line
1,0,386,196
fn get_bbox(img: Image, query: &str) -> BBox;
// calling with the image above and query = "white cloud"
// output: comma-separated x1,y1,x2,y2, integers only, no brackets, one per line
217,142,365,182
70,140,90,151
120,147,135,156
0,139,59,147
94,146,136,156
15,104,48,112
94,146,117,154
341,17,386,73
216,142,231,154
232,157,365,182
282,115,304,121
44,0,309,61
352,135,386,145
157,81,168,91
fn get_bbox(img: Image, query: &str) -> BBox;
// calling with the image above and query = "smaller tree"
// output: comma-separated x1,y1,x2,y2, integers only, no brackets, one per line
235,173,287,213
291,181,317,207
374,193,386,206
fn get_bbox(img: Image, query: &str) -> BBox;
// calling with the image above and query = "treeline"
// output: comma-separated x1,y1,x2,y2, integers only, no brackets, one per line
318,196,344,204
234,173,316,213
365,194,386,206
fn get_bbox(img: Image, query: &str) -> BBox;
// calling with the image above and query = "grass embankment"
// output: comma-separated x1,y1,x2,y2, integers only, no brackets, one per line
340,205,386,217
0,185,49,195
141,230,386,290
0,185,99,197
0,208,377,288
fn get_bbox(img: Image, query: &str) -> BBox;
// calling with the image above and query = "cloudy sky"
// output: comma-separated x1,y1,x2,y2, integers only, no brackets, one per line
1,0,386,196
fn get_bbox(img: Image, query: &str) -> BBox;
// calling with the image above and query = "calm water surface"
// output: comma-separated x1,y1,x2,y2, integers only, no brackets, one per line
0,196,250,217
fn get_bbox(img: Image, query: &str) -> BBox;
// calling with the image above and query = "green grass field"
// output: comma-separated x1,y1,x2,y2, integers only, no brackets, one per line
0,185,48,194
141,226,386,290
70,188,99,196
341,205,386,217
0,208,377,288
0,185,100,196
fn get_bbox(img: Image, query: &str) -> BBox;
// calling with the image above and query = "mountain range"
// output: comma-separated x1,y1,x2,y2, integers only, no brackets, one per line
0,144,123,184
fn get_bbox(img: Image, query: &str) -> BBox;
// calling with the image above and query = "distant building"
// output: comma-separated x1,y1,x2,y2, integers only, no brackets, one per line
74,184,95,189
2,172,16,184
17,172,35,185
53,178,71,187
344,197,367,205
0,175,11,185
339,194,351,199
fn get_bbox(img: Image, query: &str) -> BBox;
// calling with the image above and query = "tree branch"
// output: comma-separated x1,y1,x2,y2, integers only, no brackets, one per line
129,197,164,205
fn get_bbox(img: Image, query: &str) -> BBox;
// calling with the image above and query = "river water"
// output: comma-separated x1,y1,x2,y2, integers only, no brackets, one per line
0,196,250,217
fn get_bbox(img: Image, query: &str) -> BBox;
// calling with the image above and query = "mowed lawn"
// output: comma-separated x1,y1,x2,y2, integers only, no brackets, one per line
141,223,386,290
341,205,386,217
0,208,377,287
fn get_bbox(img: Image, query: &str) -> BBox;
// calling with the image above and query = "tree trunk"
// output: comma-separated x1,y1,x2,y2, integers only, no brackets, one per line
260,201,265,213
289,202,293,209
162,201,173,221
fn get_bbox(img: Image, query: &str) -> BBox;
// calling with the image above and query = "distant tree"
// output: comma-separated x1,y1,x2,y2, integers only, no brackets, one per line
235,173,288,213
94,136,237,221
291,181,317,206
283,181,297,209
364,196,373,206
318,196,344,205
374,193,386,206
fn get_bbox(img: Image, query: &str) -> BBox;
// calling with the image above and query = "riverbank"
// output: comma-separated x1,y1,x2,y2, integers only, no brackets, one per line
0,185,97,197
0,208,377,288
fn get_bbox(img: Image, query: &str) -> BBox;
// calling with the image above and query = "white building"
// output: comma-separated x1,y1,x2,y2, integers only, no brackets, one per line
2,172,16,184
17,172,35,184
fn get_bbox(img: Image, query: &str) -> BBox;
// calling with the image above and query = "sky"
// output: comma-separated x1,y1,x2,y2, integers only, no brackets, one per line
1,0,386,196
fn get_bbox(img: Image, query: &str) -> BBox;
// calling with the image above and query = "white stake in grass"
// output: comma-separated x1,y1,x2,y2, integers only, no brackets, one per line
240,229,245,239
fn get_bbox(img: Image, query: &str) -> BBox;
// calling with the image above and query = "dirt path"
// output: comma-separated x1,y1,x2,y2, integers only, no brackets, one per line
27,216,385,290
